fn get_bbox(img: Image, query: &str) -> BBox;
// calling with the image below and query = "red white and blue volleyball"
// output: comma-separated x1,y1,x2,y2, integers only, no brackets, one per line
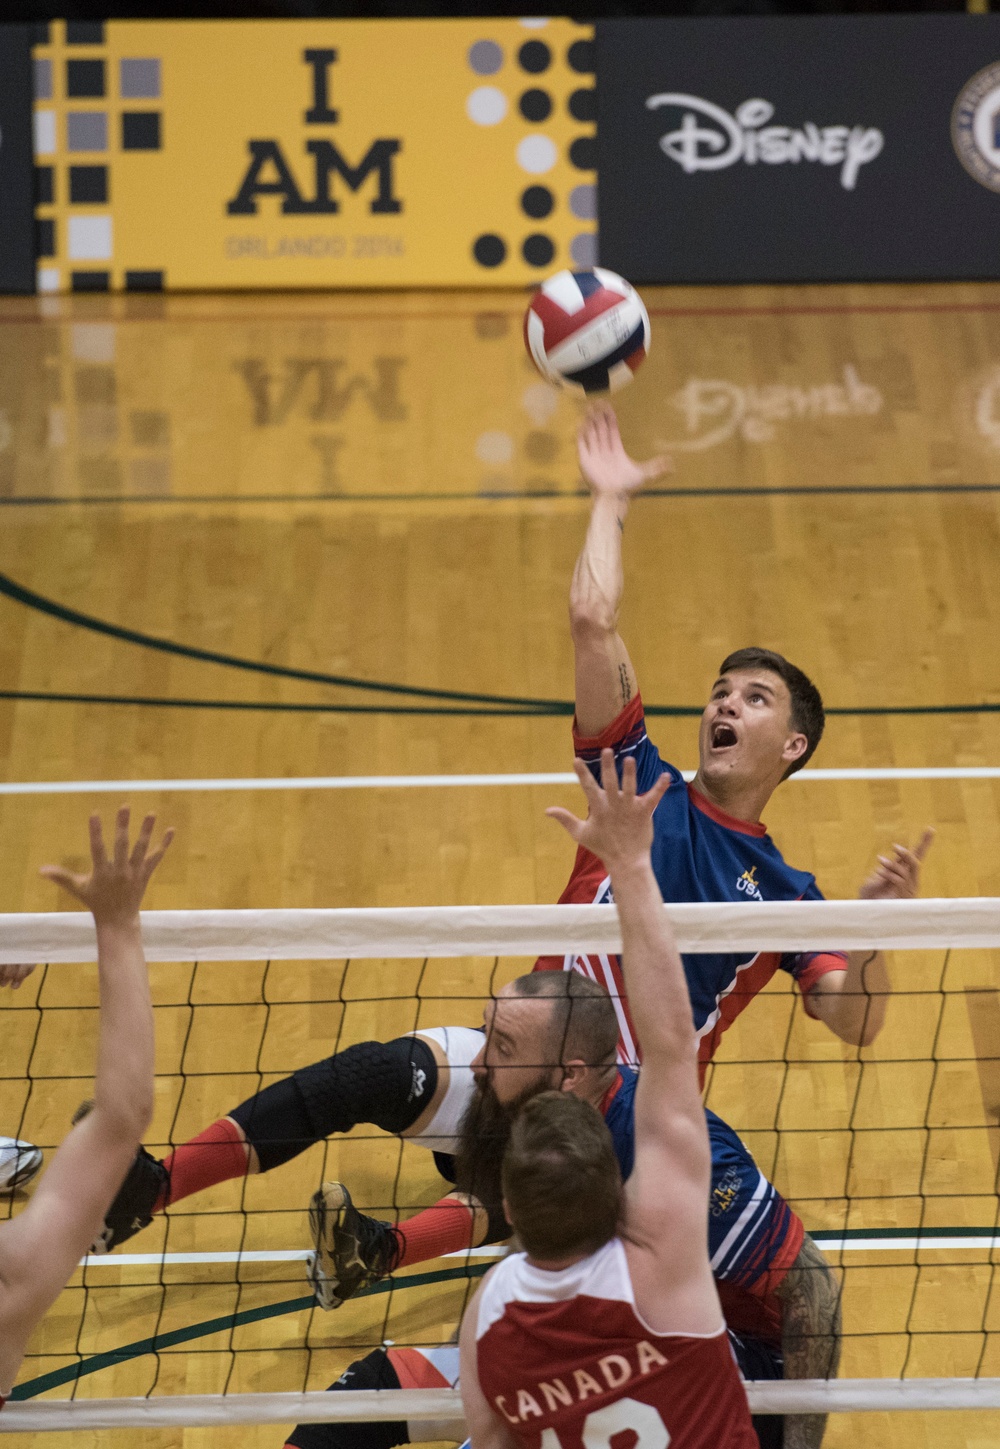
524,268,651,394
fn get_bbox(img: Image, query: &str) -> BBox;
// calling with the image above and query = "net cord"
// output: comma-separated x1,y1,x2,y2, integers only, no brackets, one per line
1,897,998,963
3,1380,1000,1430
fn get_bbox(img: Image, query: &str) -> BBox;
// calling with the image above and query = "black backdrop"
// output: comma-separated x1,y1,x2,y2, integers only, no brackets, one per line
0,27,34,294
597,15,1000,283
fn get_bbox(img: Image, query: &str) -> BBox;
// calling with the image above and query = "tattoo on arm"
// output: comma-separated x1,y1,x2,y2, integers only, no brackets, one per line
618,662,632,706
775,1234,843,1449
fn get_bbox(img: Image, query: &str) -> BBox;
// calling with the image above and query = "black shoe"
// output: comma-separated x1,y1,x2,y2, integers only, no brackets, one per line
307,1182,400,1310
74,1101,170,1254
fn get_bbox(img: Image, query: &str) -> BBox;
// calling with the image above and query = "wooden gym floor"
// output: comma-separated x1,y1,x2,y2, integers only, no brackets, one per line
1,282,1000,1447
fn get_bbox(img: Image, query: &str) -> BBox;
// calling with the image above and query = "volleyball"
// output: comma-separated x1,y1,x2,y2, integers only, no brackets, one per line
523,268,651,394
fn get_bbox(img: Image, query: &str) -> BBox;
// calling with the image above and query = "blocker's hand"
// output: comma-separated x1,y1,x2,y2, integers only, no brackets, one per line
40,807,174,927
0,963,37,989
858,828,935,900
547,749,669,872
577,402,672,499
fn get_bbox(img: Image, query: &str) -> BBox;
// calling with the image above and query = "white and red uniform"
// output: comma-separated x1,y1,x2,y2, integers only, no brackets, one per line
476,1238,758,1449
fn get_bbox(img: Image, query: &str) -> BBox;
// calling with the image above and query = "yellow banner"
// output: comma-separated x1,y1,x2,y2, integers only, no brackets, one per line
32,18,596,292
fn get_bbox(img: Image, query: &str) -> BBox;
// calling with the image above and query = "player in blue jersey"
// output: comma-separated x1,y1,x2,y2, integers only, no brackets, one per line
533,401,933,1070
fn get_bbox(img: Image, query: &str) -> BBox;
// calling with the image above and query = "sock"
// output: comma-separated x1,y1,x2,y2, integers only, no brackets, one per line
393,1197,477,1269
158,1117,250,1210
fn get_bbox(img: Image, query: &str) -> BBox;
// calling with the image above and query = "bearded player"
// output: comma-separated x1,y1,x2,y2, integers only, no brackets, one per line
461,748,758,1449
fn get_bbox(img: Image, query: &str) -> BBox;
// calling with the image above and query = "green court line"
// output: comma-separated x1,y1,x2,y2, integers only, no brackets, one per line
5,569,1000,718
13,1231,1000,1401
10,1263,490,1401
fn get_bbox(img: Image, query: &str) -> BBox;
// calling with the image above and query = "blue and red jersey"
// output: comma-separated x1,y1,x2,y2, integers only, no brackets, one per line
602,1067,801,1315
535,695,847,1070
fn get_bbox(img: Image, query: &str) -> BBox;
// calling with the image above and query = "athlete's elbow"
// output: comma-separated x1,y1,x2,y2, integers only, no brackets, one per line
569,592,617,640
857,1008,886,1047
92,1087,154,1142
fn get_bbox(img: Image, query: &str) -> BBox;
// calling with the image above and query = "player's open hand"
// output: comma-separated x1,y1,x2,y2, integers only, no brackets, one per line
0,963,37,989
577,402,672,499
857,828,934,900
40,807,174,927
547,749,669,871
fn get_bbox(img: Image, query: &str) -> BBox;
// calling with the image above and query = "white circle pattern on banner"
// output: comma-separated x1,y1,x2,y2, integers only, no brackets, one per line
517,134,558,174
952,62,1000,193
466,87,508,126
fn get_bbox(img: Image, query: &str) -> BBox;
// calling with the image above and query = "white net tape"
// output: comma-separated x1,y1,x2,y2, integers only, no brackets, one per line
4,1380,1000,1431
2,896,999,962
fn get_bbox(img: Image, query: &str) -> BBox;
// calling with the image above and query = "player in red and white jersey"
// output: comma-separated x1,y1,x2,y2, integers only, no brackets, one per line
460,749,757,1449
0,809,171,1407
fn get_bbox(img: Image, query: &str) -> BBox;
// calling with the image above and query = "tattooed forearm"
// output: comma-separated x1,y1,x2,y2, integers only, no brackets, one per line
775,1234,843,1449
618,662,632,705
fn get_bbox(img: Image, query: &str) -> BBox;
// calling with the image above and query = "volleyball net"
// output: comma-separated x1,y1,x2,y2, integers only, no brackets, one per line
2,897,1000,1432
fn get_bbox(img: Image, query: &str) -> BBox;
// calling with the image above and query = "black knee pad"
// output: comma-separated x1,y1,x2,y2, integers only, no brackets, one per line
285,1348,409,1449
231,1037,438,1175
293,1036,438,1139
229,1075,318,1173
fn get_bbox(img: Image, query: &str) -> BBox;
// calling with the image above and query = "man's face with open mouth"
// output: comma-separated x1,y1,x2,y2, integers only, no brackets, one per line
697,668,800,792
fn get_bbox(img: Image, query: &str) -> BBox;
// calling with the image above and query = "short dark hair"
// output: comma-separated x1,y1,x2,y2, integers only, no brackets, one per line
718,646,825,777
502,1091,622,1260
508,971,619,1067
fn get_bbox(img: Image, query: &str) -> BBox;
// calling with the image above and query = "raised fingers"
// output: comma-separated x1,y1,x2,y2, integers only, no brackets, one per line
39,863,87,898
112,805,131,868
642,453,674,481
143,826,175,877
545,805,586,843
913,827,935,863
129,813,157,869
641,774,671,814
599,747,620,797
88,812,108,870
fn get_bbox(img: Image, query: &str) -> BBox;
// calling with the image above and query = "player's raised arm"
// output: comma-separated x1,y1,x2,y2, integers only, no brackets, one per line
547,753,717,1328
570,404,670,736
0,808,172,1398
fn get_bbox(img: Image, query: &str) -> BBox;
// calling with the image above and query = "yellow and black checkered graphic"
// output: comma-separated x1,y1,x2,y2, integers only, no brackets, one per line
33,20,165,295
32,17,597,292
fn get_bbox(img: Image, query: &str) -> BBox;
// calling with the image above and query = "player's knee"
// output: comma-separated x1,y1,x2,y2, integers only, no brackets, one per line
294,1037,438,1137
231,1038,440,1174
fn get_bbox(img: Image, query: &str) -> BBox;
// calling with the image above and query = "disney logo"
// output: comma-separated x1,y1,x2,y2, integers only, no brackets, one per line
646,94,883,191
656,367,883,452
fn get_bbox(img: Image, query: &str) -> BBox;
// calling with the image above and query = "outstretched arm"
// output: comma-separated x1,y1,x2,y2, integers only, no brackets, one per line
0,808,172,1393
548,752,717,1332
808,830,934,1045
570,405,671,736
